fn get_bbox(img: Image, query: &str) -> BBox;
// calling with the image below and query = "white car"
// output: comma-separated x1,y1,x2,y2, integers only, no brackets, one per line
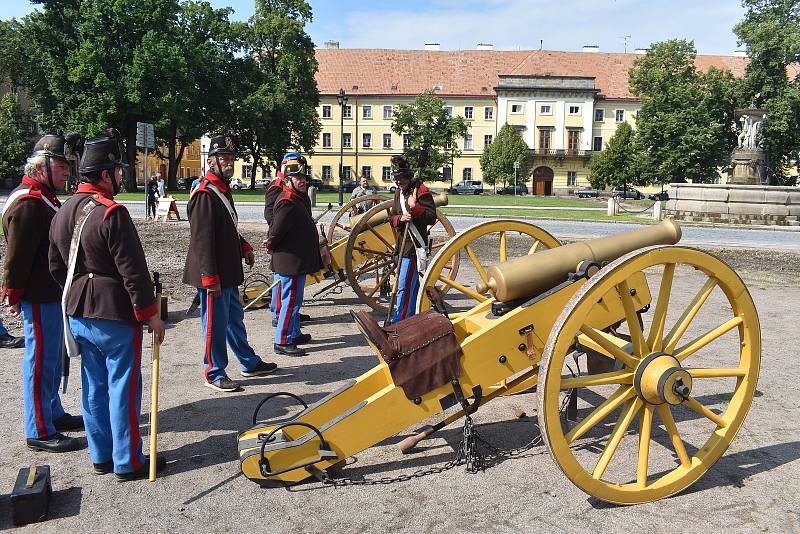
229,178,243,190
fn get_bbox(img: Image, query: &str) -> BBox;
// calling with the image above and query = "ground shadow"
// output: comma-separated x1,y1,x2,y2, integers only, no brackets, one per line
0,486,82,529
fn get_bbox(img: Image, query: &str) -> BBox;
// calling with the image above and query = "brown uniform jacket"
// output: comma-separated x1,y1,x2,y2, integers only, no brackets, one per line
183,172,252,288
268,187,323,276
263,176,285,226
2,176,63,304
390,181,437,258
49,184,157,324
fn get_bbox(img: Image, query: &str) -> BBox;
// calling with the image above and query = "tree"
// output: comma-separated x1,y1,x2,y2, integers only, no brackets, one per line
587,122,636,189
0,19,33,95
628,40,740,185
0,92,33,183
232,0,320,187
479,123,531,189
391,90,469,181
735,0,800,183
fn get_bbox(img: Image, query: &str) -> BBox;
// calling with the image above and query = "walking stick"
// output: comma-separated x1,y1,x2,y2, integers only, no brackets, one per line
384,224,409,327
149,271,162,482
242,279,280,312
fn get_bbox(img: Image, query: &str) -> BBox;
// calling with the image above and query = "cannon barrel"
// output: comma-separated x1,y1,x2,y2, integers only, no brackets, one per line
363,191,449,227
477,219,682,302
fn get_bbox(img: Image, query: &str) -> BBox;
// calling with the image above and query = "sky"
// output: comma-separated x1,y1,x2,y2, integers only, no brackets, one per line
1,0,748,55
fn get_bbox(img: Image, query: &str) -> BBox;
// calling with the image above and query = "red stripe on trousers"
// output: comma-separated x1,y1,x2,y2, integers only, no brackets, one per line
31,303,47,437
204,292,214,382
280,278,297,345
129,327,142,471
275,280,283,316
399,260,416,320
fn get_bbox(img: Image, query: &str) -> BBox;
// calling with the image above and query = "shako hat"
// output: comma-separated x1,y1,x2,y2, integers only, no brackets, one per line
79,128,127,173
284,155,309,178
33,133,83,162
390,155,413,178
208,133,236,156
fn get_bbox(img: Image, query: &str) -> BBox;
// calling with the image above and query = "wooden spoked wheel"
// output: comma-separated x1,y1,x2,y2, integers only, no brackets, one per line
416,220,561,314
344,200,457,314
326,194,390,245
537,246,761,504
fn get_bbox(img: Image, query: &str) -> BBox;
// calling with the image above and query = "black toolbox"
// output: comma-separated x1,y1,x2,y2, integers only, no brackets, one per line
10,465,52,526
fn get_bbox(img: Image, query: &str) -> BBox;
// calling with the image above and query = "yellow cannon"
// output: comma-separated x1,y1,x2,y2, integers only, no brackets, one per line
240,193,456,314
238,219,760,505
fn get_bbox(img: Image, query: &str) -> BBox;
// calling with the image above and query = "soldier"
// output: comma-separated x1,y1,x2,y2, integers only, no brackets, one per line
266,156,322,356
184,133,277,392
49,129,167,480
3,133,84,453
388,155,436,324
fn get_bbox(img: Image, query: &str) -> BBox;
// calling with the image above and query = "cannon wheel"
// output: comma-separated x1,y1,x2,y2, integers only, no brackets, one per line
537,245,760,505
416,219,561,313
326,194,391,245
344,200,457,314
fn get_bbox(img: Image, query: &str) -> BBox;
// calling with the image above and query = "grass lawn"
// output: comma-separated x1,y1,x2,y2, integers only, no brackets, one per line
439,207,646,222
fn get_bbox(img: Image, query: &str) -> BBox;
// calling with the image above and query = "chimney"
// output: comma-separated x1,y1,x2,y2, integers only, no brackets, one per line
424,43,441,51
582,44,599,53
324,40,339,49
476,43,494,51
734,49,747,57
634,48,648,55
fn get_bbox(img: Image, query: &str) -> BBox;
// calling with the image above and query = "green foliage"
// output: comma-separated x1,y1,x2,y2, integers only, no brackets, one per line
735,0,800,183
0,19,33,94
232,0,320,186
628,40,740,184
587,122,636,189
0,93,33,182
391,90,469,181
479,123,531,187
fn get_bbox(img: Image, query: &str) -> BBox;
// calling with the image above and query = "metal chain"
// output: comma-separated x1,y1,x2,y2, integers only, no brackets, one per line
312,282,345,300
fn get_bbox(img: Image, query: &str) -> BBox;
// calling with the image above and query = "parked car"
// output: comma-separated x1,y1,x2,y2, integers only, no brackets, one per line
611,186,644,199
497,183,529,195
308,178,324,190
229,178,243,190
341,181,359,193
648,191,670,201
176,176,195,190
448,180,484,195
386,185,398,193
575,187,599,198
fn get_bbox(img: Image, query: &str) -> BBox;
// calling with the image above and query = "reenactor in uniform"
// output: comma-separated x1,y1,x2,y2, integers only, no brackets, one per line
49,129,167,480
388,155,437,324
3,133,84,453
266,156,322,356
184,134,277,392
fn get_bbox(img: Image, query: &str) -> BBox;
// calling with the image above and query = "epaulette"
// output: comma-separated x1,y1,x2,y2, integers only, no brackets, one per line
417,183,431,197
267,178,284,191
17,189,44,203
92,193,127,221
192,180,212,196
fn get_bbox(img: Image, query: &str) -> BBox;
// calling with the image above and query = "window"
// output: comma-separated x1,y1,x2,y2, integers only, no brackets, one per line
567,171,577,186
568,105,581,116
343,105,352,119
382,166,392,182
539,128,551,150
567,130,580,154
322,105,332,119
342,132,352,148
615,109,625,123
383,105,393,120
484,106,494,120
362,105,372,119
511,103,524,114
342,166,352,180
464,106,473,119
322,165,332,181
593,136,603,152
462,168,473,180
322,132,331,148
594,108,605,122
242,165,252,179
362,132,372,148
484,134,493,146
382,133,392,149
444,106,453,118
443,167,452,181
403,134,412,149
464,134,473,150
539,104,552,115
361,166,372,180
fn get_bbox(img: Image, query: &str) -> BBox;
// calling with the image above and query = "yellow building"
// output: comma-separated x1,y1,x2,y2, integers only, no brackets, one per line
134,138,203,186
308,46,747,195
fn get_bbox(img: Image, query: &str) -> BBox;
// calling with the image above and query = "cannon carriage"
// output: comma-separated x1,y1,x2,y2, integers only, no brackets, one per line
237,219,760,505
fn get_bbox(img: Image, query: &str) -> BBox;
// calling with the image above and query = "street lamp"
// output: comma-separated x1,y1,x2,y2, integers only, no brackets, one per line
513,160,519,197
337,88,348,206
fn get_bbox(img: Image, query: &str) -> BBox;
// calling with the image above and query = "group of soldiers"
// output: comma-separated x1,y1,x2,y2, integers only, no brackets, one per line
1,129,436,483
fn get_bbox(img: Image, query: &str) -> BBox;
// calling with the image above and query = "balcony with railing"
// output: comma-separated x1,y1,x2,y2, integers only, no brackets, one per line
530,148,594,159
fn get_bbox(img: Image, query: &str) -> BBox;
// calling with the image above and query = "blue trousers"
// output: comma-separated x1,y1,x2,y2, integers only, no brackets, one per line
390,257,420,324
199,286,261,383
274,274,305,345
270,273,282,322
69,316,144,474
0,317,8,336
22,301,65,438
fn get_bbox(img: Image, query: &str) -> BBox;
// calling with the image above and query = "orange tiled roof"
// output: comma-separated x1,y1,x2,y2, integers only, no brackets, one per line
315,48,748,101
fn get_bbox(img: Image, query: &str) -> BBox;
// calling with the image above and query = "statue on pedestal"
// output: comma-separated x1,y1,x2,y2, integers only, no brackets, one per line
730,108,767,185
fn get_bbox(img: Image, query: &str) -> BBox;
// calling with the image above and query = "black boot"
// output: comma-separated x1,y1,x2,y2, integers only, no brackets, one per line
273,343,307,356
54,413,84,432
115,455,167,482
0,333,24,349
27,433,82,453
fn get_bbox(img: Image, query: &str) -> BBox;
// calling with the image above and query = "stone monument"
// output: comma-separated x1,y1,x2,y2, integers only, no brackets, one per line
730,108,766,185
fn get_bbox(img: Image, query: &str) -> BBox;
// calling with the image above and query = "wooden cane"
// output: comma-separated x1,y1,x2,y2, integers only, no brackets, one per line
149,271,162,482
384,223,410,327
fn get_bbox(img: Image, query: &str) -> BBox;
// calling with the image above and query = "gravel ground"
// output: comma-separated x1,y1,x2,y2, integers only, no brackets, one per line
0,219,798,532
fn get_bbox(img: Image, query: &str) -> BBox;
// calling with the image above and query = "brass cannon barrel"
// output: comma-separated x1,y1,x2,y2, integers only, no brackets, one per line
361,192,449,228
477,219,682,301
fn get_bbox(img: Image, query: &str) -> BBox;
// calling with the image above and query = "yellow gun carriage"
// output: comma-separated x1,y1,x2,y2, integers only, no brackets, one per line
238,219,760,505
